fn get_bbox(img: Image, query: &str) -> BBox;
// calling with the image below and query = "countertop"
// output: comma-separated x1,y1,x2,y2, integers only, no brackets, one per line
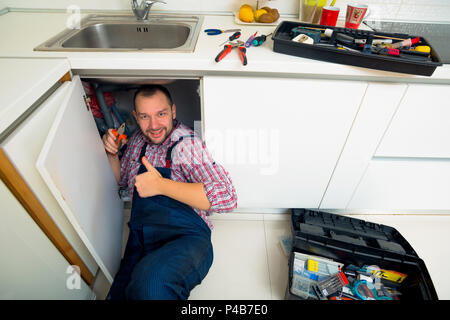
1,10,450,81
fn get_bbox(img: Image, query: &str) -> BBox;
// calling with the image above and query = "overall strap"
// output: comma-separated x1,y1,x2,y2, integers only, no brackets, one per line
139,142,148,159
165,134,195,168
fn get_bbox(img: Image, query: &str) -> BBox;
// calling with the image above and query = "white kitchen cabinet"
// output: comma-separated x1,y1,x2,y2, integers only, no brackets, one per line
203,76,367,208
320,83,408,208
321,82,450,211
375,84,450,159
1,75,123,285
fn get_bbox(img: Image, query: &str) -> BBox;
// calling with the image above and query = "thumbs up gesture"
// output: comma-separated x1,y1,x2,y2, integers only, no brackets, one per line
134,157,164,198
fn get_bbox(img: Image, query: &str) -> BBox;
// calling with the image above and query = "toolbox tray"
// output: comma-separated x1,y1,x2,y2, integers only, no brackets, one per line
286,208,438,300
272,21,443,76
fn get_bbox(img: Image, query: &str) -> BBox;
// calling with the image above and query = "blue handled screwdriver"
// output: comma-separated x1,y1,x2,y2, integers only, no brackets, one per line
252,33,273,47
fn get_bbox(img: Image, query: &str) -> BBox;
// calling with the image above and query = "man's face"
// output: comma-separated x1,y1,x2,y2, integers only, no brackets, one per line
133,91,176,145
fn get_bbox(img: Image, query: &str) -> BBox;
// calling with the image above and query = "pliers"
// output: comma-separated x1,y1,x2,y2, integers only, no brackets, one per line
204,28,241,35
215,40,248,66
111,122,127,149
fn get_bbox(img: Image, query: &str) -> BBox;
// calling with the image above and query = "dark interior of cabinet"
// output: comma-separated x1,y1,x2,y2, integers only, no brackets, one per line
80,77,202,139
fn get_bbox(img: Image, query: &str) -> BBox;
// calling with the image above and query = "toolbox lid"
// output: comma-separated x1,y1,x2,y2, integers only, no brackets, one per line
291,209,419,262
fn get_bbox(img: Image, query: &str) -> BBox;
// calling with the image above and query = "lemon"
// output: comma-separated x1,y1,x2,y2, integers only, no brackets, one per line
239,5,254,23
254,9,268,22
241,4,253,10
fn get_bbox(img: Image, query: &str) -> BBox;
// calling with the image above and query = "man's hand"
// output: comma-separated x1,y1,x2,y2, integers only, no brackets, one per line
134,157,164,198
102,129,128,156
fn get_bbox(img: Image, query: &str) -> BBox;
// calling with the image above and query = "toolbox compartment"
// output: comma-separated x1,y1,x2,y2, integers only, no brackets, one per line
285,209,438,300
272,21,443,76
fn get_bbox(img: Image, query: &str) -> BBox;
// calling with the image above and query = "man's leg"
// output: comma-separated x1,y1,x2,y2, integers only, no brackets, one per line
125,234,213,300
106,228,144,300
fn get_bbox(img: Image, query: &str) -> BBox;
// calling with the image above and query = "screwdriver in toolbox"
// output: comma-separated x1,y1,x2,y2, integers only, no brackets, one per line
252,33,272,47
219,31,241,46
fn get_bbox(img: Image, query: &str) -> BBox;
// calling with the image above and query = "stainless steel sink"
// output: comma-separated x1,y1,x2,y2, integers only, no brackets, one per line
34,14,204,52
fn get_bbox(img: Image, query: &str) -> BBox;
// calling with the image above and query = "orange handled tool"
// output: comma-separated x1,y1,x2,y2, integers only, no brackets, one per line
238,46,247,65
215,44,232,62
111,123,127,149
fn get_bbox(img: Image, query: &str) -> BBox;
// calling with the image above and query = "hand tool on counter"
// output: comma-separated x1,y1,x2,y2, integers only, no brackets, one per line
215,40,247,66
252,33,273,47
111,122,127,149
238,46,248,65
244,32,258,48
204,28,241,35
389,37,420,49
219,31,241,46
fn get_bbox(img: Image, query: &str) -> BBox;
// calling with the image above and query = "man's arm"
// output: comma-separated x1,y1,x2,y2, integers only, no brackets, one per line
160,180,211,211
134,157,211,211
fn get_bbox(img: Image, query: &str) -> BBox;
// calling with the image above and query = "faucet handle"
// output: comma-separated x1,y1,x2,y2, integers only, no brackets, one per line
146,0,166,4
132,0,167,20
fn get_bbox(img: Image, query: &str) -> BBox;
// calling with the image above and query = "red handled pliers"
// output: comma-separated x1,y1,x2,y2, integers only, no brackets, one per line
111,122,127,149
215,40,248,66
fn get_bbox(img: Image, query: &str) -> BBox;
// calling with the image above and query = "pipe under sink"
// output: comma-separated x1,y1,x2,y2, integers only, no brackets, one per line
34,14,204,52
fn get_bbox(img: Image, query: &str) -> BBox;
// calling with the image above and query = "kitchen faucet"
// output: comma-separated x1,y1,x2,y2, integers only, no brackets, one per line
131,0,167,20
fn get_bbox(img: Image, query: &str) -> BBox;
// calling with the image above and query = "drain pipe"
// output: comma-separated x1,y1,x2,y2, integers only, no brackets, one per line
93,83,115,129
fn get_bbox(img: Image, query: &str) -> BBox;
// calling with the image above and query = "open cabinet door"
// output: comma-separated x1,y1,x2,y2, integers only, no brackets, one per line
36,75,123,283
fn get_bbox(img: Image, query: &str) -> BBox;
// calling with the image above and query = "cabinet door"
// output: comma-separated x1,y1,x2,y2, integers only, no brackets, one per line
347,158,450,210
203,76,367,208
1,81,98,277
36,76,123,283
320,83,407,208
323,83,450,211
375,84,450,158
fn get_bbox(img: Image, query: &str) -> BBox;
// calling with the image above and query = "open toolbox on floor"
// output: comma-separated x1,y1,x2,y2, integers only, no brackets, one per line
272,21,443,76
285,209,438,300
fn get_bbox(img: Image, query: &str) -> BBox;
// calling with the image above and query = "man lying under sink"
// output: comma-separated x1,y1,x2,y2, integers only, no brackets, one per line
102,85,237,300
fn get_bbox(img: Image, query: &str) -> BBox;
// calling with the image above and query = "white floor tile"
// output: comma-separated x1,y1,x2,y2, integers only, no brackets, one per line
189,219,272,300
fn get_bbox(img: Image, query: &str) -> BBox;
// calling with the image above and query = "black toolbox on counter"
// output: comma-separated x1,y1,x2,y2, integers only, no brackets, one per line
272,21,443,76
285,209,438,300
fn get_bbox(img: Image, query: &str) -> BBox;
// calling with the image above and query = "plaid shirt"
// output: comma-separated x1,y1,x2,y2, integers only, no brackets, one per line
119,120,237,229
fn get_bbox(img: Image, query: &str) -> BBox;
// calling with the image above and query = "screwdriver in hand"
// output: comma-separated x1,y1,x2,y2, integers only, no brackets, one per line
219,31,241,46
252,33,273,47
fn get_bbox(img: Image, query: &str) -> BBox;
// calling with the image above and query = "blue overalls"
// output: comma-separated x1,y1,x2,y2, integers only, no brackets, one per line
106,135,214,300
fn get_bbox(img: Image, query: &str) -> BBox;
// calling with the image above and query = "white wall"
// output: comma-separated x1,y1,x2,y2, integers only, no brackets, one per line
2,0,450,21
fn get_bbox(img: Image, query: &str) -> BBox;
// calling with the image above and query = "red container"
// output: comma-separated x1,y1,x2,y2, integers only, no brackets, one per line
320,6,340,27
345,4,368,29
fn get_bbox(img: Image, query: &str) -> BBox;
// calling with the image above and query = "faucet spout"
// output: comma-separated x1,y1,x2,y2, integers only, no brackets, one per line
131,0,167,20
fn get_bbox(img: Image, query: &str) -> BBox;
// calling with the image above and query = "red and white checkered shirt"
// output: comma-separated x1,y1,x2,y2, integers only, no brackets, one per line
119,120,237,229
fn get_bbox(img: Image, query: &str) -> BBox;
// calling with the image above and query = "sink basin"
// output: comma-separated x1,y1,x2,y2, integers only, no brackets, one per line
34,14,204,52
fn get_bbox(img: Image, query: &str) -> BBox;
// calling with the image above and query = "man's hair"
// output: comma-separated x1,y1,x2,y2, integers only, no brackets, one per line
133,84,174,110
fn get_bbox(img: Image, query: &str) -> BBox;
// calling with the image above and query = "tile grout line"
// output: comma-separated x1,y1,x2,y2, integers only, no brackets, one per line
262,216,273,300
